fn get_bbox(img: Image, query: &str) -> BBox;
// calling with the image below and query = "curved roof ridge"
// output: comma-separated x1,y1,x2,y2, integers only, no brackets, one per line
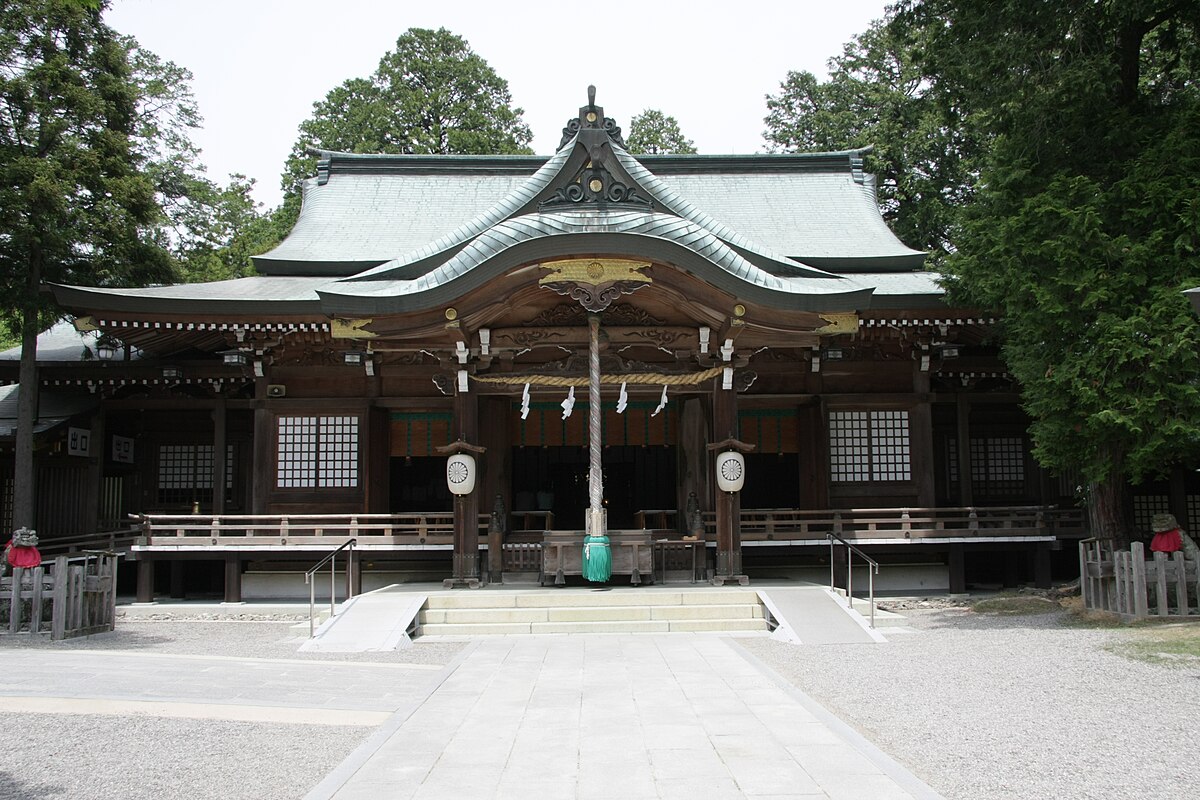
608,144,825,271
334,210,860,299
346,137,580,282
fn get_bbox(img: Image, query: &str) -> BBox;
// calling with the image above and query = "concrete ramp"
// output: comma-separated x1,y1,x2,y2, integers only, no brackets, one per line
299,586,424,653
759,585,887,644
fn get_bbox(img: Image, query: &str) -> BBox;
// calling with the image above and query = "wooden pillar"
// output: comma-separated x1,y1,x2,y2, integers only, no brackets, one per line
135,559,154,603
955,395,974,507
1033,542,1052,589
348,551,362,597
223,554,242,603
480,397,511,580
251,402,271,515
451,388,480,586
169,561,185,599
712,378,745,584
830,542,848,590
677,397,709,532
365,406,390,514
212,398,227,516
83,410,106,533
948,544,966,594
911,368,935,506
797,401,828,509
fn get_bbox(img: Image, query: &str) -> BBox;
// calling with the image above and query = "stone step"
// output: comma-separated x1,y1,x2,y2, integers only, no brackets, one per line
416,617,770,636
419,603,765,626
423,589,760,610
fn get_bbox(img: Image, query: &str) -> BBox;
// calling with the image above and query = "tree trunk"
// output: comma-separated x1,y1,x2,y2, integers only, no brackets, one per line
13,304,39,530
1087,475,1131,547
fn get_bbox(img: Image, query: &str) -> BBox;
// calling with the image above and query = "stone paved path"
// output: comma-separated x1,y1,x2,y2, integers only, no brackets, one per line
310,635,943,800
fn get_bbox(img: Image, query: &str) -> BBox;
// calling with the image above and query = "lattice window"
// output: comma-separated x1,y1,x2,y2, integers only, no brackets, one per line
829,410,910,483
1188,496,1200,532
157,444,234,505
1133,494,1170,534
276,415,358,489
948,436,1027,498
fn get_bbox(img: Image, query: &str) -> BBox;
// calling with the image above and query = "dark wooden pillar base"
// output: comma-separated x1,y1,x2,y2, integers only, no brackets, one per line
1034,542,1052,589
444,552,481,589
348,553,362,597
948,544,966,594
169,561,185,600
223,554,242,603
831,545,848,591
711,548,749,585
135,559,155,603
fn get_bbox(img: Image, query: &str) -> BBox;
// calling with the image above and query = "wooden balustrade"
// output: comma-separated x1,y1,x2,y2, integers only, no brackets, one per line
135,512,490,547
699,505,1084,542
133,505,1084,549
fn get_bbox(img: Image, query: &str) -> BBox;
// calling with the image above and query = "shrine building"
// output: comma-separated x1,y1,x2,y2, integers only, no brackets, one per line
5,90,1093,599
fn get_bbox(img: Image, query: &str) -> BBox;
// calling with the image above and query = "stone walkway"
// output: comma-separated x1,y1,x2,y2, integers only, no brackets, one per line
308,635,943,800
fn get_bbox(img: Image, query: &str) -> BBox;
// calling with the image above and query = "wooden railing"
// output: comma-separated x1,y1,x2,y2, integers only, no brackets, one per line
133,505,1085,549
1081,539,1198,619
698,505,1084,542
2,553,119,639
134,513,489,547
35,527,141,556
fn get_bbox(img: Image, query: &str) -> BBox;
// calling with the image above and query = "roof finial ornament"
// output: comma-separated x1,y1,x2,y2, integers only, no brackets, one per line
557,85,626,150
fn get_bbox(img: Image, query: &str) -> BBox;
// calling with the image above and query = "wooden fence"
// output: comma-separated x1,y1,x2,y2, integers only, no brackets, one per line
1080,539,1198,619
1,553,119,639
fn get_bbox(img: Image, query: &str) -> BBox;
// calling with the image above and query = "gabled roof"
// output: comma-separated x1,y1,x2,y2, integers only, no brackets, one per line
253,100,924,278
52,91,935,320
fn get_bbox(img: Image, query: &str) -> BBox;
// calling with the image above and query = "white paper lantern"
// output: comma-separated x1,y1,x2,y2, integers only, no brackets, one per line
715,450,745,493
446,453,476,495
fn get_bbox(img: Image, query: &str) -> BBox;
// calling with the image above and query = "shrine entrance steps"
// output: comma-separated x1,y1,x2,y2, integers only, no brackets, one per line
415,588,770,637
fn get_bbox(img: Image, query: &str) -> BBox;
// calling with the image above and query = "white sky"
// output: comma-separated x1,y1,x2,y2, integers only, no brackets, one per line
106,0,890,211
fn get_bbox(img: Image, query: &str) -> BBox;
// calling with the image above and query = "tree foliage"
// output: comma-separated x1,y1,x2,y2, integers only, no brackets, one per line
626,109,696,155
0,0,177,525
277,27,533,232
763,15,980,262
124,40,271,282
896,0,1200,539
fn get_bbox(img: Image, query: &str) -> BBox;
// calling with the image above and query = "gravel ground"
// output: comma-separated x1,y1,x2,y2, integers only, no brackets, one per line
0,616,465,800
740,607,1200,800
0,616,465,665
0,715,365,800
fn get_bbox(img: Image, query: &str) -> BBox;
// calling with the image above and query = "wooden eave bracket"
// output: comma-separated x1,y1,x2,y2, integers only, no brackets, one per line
707,438,756,454
435,439,487,456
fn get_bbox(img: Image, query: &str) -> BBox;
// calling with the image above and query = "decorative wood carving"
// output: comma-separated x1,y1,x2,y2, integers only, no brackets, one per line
627,329,690,349
539,258,651,313
523,302,665,327
494,328,567,348
816,313,859,334
331,318,377,339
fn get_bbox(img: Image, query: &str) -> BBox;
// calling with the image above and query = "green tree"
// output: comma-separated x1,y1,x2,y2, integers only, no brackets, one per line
175,175,281,282
125,41,271,282
897,0,1200,542
277,27,533,233
626,109,697,155
764,15,981,262
0,0,176,527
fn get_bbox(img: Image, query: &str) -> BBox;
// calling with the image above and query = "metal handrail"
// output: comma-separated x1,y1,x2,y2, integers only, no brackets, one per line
304,538,356,638
827,532,880,629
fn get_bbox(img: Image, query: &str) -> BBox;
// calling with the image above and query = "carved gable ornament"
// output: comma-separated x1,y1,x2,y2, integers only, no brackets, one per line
538,258,652,313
